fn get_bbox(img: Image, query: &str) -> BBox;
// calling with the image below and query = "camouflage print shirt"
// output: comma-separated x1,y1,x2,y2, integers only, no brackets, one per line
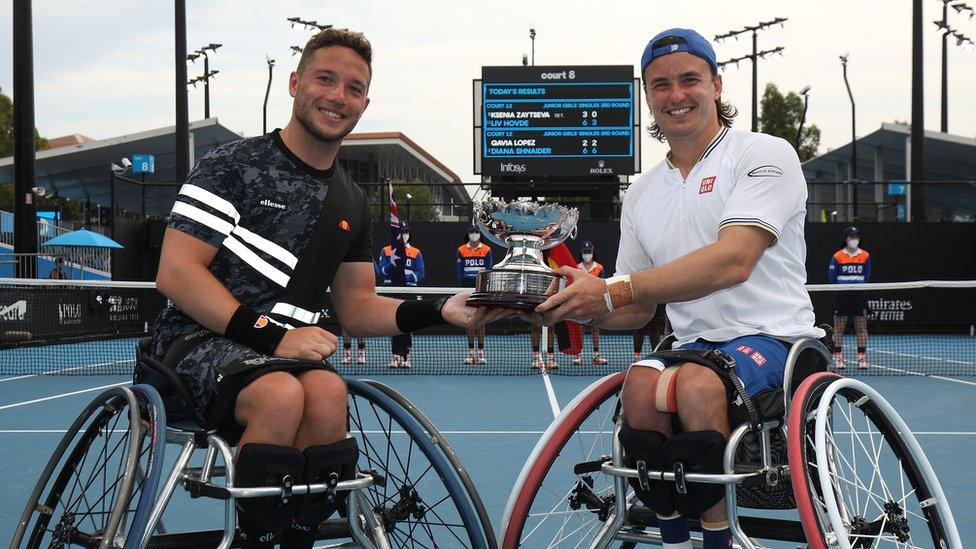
150,129,372,359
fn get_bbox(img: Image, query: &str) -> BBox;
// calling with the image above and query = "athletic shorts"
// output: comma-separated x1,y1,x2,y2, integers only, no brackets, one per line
833,291,868,317
633,334,789,397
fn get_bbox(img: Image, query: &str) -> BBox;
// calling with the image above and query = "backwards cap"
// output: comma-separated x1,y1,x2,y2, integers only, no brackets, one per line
640,28,718,75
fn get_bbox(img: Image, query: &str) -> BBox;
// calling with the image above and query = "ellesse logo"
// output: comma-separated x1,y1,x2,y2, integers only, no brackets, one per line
338,219,351,231
253,315,269,329
260,199,287,210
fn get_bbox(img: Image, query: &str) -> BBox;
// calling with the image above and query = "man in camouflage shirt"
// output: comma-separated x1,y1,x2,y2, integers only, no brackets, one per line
152,29,508,548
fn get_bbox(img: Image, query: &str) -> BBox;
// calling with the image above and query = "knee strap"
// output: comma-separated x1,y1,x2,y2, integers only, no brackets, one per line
617,425,675,515
235,444,305,540
291,438,360,532
662,430,726,518
653,366,681,414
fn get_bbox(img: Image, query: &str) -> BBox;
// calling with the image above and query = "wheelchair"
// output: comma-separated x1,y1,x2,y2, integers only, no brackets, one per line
501,337,961,548
12,341,496,549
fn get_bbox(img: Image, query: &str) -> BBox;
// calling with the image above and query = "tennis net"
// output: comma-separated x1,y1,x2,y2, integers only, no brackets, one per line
0,279,973,377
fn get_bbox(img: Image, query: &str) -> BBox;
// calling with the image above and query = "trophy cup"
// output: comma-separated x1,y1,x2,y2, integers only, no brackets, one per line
466,199,579,310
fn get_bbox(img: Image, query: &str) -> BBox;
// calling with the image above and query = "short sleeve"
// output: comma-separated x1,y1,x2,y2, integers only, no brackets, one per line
342,192,373,262
719,136,806,244
167,145,243,247
615,181,654,275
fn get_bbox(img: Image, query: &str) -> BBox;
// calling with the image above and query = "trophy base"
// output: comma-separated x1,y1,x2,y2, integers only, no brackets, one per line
465,268,563,311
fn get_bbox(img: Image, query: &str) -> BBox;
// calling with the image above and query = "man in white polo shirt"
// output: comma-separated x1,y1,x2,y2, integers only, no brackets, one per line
531,28,823,548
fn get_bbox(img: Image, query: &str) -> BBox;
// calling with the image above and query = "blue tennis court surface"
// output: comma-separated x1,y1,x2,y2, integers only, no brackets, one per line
2,369,975,545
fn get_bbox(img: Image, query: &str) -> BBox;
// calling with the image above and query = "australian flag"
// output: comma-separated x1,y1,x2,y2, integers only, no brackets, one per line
388,181,407,285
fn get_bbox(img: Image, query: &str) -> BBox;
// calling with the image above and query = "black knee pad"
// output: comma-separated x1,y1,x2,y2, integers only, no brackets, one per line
235,443,305,544
291,438,360,532
662,430,726,518
618,424,675,515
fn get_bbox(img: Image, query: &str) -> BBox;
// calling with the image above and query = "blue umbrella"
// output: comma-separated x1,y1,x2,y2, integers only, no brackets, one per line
41,229,124,249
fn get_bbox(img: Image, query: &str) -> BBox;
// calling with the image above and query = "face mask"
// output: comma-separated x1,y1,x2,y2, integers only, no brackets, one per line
846,238,859,250
468,233,481,243
402,233,410,244
582,253,594,262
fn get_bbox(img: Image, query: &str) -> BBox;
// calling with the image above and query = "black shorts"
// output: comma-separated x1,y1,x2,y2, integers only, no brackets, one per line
833,291,868,317
167,334,333,438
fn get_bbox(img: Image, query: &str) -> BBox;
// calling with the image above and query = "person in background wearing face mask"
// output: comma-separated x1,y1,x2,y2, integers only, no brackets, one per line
377,222,426,368
573,241,608,366
828,226,871,370
457,226,494,364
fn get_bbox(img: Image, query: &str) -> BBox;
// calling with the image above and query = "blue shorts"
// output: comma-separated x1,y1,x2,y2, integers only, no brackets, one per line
636,335,789,397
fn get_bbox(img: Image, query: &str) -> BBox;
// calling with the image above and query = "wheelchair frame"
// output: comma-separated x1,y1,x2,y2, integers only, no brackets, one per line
501,337,961,548
13,367,496,549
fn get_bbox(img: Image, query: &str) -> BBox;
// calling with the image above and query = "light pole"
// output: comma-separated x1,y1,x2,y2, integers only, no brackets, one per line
715,18,787,132
263,55,275,134
934,0,973,132
840,53,858,219
529,26,536,66
188,43,221,118
796,85,811,151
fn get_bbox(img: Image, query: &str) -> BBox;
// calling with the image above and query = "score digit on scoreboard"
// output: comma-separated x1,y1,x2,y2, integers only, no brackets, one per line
474,65,640,179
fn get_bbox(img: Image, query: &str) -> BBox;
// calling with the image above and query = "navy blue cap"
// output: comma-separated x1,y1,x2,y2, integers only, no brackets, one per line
466,225,480,234
640,28,718,75
581,240,595,252
843,226,860,238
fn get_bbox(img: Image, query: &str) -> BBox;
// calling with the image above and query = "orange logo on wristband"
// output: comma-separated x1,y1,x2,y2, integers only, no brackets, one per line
254,316,269,329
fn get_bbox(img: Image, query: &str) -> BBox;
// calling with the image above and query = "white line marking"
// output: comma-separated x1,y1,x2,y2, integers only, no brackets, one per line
0,360,134,383
0,381,130,411
541,369,561,419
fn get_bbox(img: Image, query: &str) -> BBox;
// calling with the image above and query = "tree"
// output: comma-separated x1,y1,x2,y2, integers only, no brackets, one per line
0,90,50,158
759,83,820,162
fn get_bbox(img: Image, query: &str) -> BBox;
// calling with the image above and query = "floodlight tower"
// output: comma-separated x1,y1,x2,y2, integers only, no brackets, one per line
715,18,788,132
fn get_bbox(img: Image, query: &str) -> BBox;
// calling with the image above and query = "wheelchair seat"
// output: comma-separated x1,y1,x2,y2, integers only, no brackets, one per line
133,337,209,432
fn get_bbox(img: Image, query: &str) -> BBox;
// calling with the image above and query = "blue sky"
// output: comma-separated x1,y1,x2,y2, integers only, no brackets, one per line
2,0,975,182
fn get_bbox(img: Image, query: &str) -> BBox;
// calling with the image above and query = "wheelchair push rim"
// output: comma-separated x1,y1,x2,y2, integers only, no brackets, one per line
790,374,961,548
12,385,165,549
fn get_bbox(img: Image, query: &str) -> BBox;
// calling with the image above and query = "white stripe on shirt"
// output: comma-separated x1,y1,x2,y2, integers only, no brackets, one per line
223,235,290,287
171,202,234,236
177,184,241,222
232,225,298,269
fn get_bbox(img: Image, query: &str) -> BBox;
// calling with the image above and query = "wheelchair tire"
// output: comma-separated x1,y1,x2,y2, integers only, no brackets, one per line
500,372,624,549
346,379,489,549
789,374,961,548
361,379,497,548
11,385,166,549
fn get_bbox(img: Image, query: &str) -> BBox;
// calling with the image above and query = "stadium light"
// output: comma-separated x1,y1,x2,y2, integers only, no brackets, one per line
715,18,788,131
840,54,859,219
264,55,275,135
529,25,536,66
935,0,973,131
796,85,811,149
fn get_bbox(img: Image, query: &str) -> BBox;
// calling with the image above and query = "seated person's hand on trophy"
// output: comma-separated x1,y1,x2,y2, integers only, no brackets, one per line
442,293,518,329
523,268,634,326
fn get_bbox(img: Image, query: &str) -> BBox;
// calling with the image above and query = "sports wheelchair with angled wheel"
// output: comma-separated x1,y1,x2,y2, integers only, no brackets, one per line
12,340,496,549
501,336,960,548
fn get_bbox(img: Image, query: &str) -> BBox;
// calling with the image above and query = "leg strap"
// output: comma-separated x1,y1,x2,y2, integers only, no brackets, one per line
662,430,726,518
235,443,305,547
653,366,681,413
283,438,360,547
617,424,675,515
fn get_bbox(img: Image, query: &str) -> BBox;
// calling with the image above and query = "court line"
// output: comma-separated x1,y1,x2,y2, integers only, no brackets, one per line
0,360,134,383
540,369,561,419
865,363,976,387
0,381,130,411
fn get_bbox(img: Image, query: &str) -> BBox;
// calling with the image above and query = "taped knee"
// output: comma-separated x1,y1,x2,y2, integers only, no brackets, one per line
652,366,680,413
618,424,675,515
235,444,305,538
292,438,360,531
662,430,726,518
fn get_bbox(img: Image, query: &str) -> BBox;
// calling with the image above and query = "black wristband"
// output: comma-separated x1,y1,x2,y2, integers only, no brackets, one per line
395,297,448,333
224,304,288,355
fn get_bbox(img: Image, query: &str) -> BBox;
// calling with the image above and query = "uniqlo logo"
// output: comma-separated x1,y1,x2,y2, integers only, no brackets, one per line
736,345,753,355
750,351,767,366
699,176,716,194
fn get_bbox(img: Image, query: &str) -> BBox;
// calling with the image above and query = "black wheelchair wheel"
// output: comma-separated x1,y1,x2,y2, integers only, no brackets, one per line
346,379,490,549
11,385,166,549
361,379,497,548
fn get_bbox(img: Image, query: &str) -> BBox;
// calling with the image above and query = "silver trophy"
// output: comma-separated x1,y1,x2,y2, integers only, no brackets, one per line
466,199,579,310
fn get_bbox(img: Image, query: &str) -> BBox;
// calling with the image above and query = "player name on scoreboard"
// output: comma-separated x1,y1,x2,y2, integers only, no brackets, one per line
476,66,639,178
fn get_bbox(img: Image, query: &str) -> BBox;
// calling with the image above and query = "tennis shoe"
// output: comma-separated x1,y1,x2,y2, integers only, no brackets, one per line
572,354,583,365
857,355,868,370
464,350,476,364
357,348,366,364
592,352,608,365
389,354,402,369
403,359,412,369
341,349,353,364
833,354,845,370
545,355,558,370
477,349,487,364
531,353,544,369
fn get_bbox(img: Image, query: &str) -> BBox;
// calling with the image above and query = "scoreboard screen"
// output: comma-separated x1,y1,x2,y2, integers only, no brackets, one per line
474,65,640,179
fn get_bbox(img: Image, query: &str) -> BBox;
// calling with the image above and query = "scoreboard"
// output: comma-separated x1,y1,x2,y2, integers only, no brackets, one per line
474,65,640,179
